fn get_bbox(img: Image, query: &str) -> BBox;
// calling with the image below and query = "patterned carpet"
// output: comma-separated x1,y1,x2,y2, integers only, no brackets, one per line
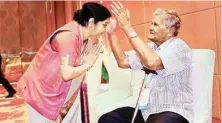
0,83,27,123
0,83,220,123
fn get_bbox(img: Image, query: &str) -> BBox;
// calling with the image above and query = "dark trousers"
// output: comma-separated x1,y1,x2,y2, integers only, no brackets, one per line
98,107,189,123
0,55,16,95
0,71,16,95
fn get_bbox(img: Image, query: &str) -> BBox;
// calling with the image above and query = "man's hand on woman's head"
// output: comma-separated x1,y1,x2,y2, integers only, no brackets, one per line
106,18,117,34
110,1,131,30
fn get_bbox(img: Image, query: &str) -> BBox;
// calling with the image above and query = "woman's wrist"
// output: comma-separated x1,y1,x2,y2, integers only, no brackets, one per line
84,63,93,71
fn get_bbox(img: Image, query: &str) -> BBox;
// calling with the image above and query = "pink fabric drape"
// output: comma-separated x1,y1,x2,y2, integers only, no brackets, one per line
80,82,90,123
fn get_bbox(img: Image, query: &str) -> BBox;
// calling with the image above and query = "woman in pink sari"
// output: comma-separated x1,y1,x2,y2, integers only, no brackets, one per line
17,2,111,123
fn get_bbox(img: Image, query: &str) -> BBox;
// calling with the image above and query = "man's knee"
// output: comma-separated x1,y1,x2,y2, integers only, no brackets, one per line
98,113,111,123
145,112,189,123
98,107,135,123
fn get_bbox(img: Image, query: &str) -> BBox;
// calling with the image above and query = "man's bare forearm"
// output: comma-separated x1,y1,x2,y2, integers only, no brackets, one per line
108,33,130,68
123,27,162,70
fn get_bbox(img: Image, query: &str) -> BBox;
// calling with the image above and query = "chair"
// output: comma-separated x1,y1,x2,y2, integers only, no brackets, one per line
192,49,215,123
90,49,215,123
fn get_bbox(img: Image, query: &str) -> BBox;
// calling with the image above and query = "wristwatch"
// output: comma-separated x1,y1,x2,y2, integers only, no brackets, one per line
128,31,138,39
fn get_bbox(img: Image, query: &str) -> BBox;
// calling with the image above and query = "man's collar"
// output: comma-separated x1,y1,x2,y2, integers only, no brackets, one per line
157,37,177,50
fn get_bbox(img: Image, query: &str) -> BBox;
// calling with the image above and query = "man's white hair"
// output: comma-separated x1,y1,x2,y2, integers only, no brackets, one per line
153,8,181,36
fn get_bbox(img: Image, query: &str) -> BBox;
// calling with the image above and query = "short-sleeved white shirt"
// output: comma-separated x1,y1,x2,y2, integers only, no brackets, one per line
126,37,193,123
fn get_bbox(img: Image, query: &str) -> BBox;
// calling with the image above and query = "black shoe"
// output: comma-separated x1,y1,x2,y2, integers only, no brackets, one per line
5,91,16,98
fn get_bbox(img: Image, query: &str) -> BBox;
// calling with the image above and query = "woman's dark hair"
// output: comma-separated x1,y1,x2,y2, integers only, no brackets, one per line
73,2,111,26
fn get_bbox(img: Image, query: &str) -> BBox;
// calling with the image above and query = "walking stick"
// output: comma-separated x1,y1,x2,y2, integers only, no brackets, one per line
131,68,157,123
131,74,149,123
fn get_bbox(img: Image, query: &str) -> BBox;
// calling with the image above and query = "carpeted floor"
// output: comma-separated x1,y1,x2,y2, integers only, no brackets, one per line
0,83,27,123
0,83,221,123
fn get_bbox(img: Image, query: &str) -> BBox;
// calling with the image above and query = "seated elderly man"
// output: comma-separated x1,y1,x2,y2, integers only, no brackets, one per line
99,1,193,123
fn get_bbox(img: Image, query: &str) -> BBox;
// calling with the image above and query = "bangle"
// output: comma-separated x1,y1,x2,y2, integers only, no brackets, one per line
128,31,138,39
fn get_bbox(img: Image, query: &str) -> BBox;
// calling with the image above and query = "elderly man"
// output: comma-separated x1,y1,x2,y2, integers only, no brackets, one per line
99,1,193,123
